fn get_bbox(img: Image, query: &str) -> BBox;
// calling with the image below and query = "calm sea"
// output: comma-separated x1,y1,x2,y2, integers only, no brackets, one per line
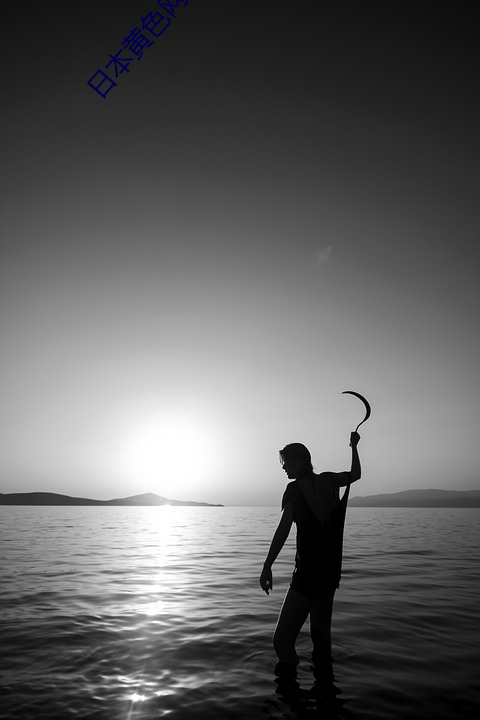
1,505,479,719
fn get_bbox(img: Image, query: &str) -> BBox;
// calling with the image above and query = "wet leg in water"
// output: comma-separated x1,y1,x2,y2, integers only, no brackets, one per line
273,586,313,669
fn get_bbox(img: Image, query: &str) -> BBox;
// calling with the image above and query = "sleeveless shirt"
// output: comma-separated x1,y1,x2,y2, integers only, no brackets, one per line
281,478,350,596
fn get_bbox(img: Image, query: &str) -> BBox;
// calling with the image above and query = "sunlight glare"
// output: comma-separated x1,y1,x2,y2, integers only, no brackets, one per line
130,693,146,703
120,408,220,498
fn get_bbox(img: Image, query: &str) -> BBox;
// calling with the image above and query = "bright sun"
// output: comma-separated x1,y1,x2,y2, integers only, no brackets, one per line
119,409,219,499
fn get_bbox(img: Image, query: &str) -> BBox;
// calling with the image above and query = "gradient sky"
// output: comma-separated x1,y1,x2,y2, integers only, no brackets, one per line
1,1,479,505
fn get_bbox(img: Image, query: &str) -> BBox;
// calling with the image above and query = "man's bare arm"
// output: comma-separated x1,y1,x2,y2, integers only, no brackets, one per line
320,431,361,488
263,502,293,568
260,502,293,594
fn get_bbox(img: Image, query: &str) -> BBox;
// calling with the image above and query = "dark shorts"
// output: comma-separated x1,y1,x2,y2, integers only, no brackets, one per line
290,566,339,600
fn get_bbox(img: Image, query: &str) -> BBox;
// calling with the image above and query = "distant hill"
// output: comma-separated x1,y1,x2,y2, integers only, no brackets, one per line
349,489,480,508
0,491,223,507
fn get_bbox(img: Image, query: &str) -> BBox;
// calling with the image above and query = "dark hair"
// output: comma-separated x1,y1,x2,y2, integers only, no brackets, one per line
279,443,314,475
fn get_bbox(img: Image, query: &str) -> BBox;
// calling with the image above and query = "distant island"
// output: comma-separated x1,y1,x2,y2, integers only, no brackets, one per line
0,492,223,507
349,489,480,508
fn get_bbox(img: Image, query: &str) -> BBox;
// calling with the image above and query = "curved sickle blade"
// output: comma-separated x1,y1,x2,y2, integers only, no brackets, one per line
342,391,371,432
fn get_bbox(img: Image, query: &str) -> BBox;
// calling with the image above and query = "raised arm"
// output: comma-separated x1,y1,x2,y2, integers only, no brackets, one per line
259,501,293,594
320,431,362,488
349,430,361,480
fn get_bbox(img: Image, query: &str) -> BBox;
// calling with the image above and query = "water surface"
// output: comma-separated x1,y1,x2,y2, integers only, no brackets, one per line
1,505,479,718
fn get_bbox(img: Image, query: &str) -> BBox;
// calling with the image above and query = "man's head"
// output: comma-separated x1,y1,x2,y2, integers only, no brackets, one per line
279,443,313,479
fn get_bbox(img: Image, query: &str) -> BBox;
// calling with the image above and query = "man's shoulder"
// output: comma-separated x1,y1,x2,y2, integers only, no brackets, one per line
282,481,298,504
315,471,334,484
283,480,297,496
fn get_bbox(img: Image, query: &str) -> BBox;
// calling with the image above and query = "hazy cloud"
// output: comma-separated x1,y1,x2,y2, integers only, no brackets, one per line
316,246,332,266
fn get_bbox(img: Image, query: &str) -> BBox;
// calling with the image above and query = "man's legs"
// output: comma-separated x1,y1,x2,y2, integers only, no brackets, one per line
273,585,313,664
310,590,335,665
309,588,336,666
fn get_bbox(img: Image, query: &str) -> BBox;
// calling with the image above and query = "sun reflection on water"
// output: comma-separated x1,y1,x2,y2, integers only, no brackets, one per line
143,601,163,616
126,690,174,719
129,692,146,703
129,505,195,618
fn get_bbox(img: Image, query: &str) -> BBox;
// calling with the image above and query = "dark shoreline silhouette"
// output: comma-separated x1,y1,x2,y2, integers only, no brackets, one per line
0,491,223,507
1,489,479,508
349,489,480,508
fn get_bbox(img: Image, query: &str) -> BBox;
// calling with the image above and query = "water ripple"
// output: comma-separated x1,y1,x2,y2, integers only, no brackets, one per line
1,505,479,719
